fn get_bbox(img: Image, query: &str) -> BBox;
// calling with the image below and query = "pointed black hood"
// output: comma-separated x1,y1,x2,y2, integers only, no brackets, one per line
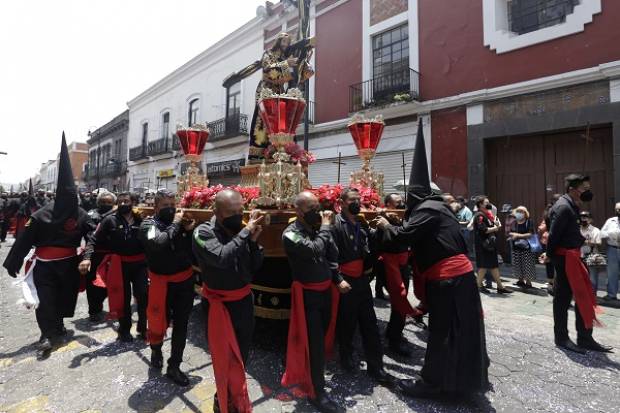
52,132,78,223
28,179,33,196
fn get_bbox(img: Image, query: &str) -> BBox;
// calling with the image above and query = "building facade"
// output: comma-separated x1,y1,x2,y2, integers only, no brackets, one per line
85,110,129,192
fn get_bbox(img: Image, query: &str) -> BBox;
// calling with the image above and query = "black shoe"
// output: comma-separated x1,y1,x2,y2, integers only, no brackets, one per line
497,288,513,294
484,281,492,289
515,280,526,287
310,392,345,413
368,368,395,386
340,355,358,372
577,338,613,353
150,347,163,369
412,315,427,329
375,290,388,301
555,339,585,354
388,342,412,357
89,312,105,323
166,365,190,386
398,378,441,399
137,329,148,341
117,332,134,343
479,286,490,294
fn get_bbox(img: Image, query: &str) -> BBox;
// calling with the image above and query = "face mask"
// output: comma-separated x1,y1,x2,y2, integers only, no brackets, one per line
348,202,361,215
580,220,589,226
303,209,322,228
118,204,132,215
222,214,243,233
395,203,405,210
514,212,525,221
158,207,176,224
579,190,593,202
616,210,620,218
485,204,493,210
98,205,113,214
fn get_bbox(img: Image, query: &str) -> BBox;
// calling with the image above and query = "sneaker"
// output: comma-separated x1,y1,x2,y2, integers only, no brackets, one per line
479,286,491,294
497,288,513,294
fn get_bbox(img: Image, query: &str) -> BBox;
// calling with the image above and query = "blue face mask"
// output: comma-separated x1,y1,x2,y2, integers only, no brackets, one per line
514,212,525,221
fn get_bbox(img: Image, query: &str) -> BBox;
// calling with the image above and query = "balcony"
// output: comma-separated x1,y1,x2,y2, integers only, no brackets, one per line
147,137,170,156
349,68,420,113
129,145,146,161
84,162,122,180
208,113,249,141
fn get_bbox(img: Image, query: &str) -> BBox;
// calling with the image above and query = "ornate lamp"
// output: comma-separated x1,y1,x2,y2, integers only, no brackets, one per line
175,123,210,197
255,88,309,207
347,114,385,196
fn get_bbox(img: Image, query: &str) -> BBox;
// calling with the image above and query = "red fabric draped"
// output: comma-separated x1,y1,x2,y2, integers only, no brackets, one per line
281,279,339,399
34,246,77,260
414,254,473,308
380,252,423,318
338,259,364,278
555,248,603,330
95,253,146,320
202,285,253,413
146,267,194,344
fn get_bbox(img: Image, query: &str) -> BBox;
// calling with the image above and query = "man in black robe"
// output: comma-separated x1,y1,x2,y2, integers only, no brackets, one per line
376,120,489,398
3,133,94,357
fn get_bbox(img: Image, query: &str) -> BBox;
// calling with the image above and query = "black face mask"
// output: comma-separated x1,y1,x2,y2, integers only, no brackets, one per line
580,220,589,227
158,207,176,224
394,203,406,210
485,204,493,210
118,204,132,215
348,202,361,215
222,214,243,233
579,190,593,202
98,205,113,214
303,209,322,228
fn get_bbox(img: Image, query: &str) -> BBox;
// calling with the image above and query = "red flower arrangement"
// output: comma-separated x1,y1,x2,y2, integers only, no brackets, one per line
263,142,316,164
310,184,380,212
180,185,260,209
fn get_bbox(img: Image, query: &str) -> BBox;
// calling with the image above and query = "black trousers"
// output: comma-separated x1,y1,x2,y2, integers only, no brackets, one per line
33,257,81,339
337,274,383,371
552,256,592,342
385,264,411,345
118,262,148,335
85,253,107,315
0,218,8,241
303,289,332,396
151,276,195,366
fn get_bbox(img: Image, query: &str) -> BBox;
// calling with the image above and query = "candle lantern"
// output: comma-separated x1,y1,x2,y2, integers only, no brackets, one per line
175,123,210,197
347,114,385,196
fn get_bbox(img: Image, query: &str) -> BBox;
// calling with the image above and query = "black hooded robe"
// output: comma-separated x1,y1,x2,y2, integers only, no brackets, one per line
382,199,489,395
3,203,93,339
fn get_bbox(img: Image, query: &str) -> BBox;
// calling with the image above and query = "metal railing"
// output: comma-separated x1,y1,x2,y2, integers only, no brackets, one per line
147,137,169,156
84,162,122,179
208,113,249,141
349,68,420,112
129,145,146,161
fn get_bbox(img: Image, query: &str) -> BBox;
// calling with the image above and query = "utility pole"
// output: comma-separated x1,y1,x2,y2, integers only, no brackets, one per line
331,152,346,183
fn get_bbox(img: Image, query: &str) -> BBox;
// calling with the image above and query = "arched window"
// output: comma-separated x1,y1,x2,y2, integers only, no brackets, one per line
188,98,199,126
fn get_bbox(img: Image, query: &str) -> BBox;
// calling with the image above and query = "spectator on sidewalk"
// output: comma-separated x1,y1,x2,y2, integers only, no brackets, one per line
473,196,512,294
509,206,536,289
539,194,561,295
579,211,606,296
600,202,620,301
455,196,474,254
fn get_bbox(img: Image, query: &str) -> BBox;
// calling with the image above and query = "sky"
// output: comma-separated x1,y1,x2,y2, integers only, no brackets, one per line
0,0,267,186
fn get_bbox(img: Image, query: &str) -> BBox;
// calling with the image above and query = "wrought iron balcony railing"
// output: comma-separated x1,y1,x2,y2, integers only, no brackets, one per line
208,113,249,141
349,68,420,112
129,145,147,161
147,137,169,156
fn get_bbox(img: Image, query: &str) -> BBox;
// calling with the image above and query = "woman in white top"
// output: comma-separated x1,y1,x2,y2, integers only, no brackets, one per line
600,202,620,301
579,211,605,296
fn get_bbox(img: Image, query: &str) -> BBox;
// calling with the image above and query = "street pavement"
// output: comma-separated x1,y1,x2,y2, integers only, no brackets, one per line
1,238,619,413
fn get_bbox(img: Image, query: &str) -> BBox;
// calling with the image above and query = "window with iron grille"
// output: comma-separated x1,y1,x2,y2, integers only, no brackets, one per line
372,24,409,98
162,112,170,140
508,0,580,35
188,98,199,126
141,123,148,148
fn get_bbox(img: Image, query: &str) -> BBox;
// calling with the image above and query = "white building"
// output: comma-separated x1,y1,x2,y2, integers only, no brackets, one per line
38,159,57,192
126,14,264,192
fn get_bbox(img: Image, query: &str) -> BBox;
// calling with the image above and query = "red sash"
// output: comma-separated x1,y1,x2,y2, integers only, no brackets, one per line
202,285,253,413
146,267,194,344
34,246,77,261
415,254,473,308
281,279,339,399
555,248,602,330
339,259,364,278
380,252,423,318
95,253,146,320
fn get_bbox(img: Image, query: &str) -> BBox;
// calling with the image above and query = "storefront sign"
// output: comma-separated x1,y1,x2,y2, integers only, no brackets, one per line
206,158,245,178
158,169,175,178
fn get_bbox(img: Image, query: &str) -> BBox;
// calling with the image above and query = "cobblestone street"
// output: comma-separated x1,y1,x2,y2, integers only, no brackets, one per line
1,239,619,413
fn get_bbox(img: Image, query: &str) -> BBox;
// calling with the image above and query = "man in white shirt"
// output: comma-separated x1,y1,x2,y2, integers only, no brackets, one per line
600,202,620,301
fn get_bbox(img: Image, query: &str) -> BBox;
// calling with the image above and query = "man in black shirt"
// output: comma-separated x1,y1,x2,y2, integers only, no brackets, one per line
546,174,612,353
192,189,264,413
80,192,147,342
83,191,115,322
139,189,196,386
281,191,348,413
331,187,393,386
